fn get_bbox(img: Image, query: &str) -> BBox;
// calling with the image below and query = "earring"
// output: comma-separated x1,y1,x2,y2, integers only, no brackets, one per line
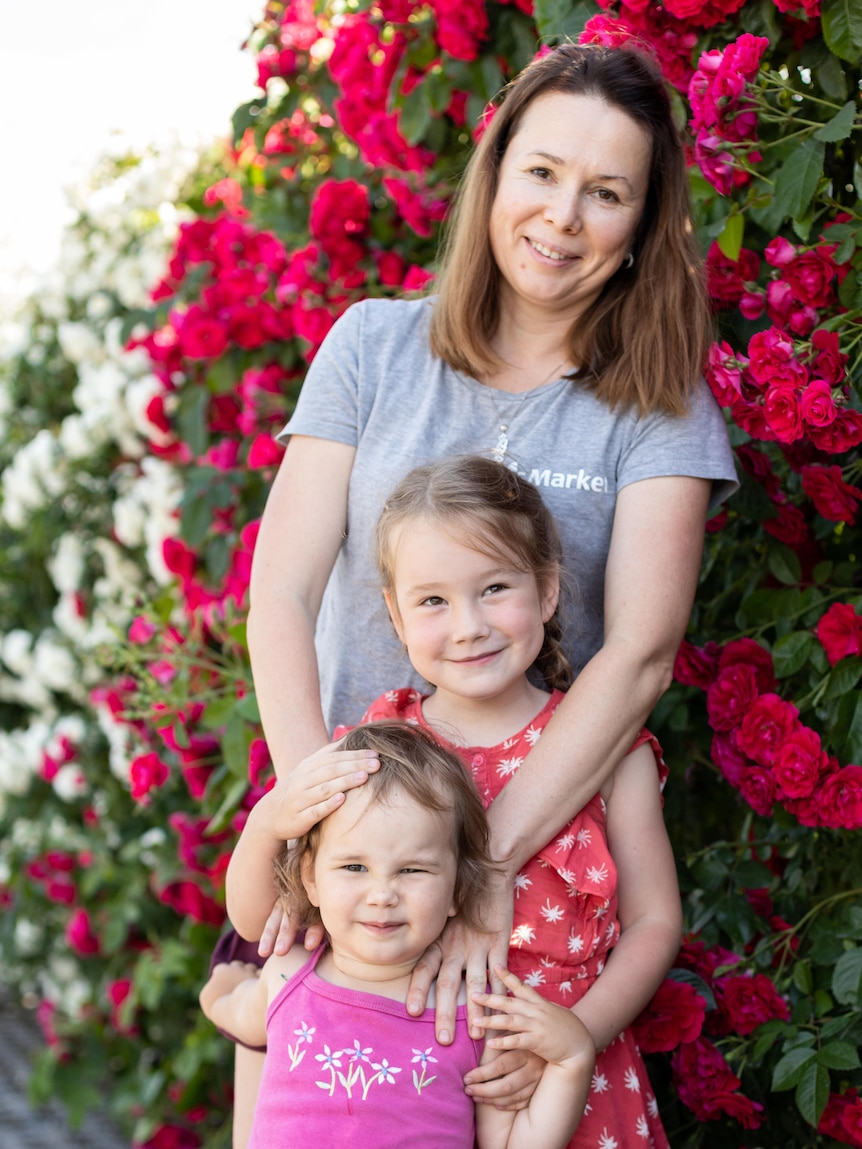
623,251,635,269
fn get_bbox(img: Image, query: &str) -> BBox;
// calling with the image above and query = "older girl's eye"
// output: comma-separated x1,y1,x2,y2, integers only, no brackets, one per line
484,583,507,595
420,595,445,607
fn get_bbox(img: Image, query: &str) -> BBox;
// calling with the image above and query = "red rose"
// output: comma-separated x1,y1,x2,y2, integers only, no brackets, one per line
706,243,761,308
799,379,837,428
66,908,101,956
819,1088,862,1147
773,726,828,798
129,752,170,801
705,340,744,406
763,500,809,546
816,603,862,665
717,972,789,1035
810,328,847,387
764,384,804,443
737,764,778,816
157,880,224,926
817,765,862,830
801,465,862,523
746,327,807,390
718,638,775,692
711,731,748,787
735,693,800,767
810,408,862,453
632,978,707,1052
674,639,722,688
706,664,759,731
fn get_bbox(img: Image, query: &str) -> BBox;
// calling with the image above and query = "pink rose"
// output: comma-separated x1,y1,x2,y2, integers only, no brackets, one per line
706,243,761,308
799,379,837,428
66,908,101,956
764,384,804,443
817,765,862,830
674,639,722,688
711,732,748,787
810,409,862,453
810,328,847,387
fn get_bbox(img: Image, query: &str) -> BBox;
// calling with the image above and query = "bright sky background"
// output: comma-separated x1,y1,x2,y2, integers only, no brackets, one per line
0,0,260,299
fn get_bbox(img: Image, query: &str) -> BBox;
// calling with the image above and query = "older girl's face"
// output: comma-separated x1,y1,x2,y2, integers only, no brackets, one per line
489,91,652,323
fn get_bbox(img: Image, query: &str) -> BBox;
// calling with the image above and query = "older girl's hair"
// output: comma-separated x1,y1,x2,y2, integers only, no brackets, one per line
429,42,712,416
273,721,494,932
376,455,572,693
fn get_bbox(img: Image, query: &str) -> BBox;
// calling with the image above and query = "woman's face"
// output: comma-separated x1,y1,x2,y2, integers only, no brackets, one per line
489,91,652,324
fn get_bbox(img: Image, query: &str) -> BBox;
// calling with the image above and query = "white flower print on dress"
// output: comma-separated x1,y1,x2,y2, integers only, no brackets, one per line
598,1129,619,1149
501,736,518,750
497,756,522,778
411,1047,438,1094
511,924,536,947
624,1066,641,1092
524,969,546,987
286,1020,316,1070
592,1071,611,1094
555,830,575,851
513,872,532,898
372,1059,401,1086
524,724,543,746
647,1093,659,1118
636,1113,650,1138
576,826,592,847
559,980,573,996
586,862,609,884
567,930,585,955
540,899,564,923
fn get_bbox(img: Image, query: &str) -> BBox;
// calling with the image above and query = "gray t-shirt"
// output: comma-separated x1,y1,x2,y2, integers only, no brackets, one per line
280,297,737,728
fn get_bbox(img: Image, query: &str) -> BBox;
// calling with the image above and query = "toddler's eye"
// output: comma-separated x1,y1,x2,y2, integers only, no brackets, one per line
484,583,507,595
343,864,366,872
420,595,445,606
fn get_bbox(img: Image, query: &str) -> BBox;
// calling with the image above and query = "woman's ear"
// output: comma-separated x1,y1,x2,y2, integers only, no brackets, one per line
540,568,561,623
300,852,319,907
383,589,405,643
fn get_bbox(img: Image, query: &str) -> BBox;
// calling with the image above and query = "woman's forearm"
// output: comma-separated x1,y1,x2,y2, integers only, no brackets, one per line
486,639,670,873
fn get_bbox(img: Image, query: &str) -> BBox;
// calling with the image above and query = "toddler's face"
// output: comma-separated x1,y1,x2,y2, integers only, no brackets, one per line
301,784,458,982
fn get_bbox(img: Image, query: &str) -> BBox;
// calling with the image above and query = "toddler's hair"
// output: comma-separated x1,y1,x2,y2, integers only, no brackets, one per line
376,455,573,692
273,721,494,932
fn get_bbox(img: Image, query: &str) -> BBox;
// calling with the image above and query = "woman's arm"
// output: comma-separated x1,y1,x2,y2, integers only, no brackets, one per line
414,475,710,1042
246,435,356,778
566,741,682,1050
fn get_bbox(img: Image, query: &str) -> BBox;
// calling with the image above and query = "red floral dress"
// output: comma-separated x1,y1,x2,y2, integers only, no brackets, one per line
357,687,671,1149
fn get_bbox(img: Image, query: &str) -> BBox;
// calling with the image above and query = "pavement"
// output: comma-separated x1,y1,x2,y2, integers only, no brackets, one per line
0,992,129,1149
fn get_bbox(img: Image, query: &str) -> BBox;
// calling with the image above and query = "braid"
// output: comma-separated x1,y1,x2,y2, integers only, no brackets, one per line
535,607,573,693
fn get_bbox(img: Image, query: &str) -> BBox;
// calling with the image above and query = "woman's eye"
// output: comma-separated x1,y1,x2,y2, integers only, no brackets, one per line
530,166,552,180
595,187,619,202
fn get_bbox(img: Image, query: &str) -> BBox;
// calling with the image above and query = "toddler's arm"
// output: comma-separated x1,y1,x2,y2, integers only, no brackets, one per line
472,967,595,1149
226,741,379,939
199,960,269,1049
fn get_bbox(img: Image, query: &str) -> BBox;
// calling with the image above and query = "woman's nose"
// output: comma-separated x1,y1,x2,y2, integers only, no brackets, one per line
544,186,581,233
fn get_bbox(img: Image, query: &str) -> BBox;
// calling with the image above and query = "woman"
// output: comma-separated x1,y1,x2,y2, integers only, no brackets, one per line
232,41,737,1145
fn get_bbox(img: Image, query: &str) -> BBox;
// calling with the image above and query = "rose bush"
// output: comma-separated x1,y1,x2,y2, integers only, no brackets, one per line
1,1,861,1146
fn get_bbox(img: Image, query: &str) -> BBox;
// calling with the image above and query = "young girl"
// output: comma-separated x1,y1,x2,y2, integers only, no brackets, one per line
202,721,595,1149
222,455,682,1148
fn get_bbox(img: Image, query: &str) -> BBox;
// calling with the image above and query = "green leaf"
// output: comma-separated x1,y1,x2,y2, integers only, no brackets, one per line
235,693,261,723
667,967,716,1011
815,52,852,100
735,859,776,889
768,546,802,587
822,0,862,62
716,212,744,261
534,0,596,41
222,711,250,777
793,960,813,995
824,656,862,701
399,85,432,146
843,693,862,765
772,1046,817,1091
176,387,209,458
833,948,862,1005
796,1060,830,1127
772,631,815,678
814,100,858,142
818,1041,861,1070
773,138,825,222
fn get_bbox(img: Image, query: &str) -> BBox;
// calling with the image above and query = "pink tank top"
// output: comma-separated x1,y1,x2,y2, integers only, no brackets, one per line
248,945,483,1148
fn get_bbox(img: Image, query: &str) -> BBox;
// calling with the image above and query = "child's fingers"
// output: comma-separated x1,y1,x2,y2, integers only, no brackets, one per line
491,964,545,1003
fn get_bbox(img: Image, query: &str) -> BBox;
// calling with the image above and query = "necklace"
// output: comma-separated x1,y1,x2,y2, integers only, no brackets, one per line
485,358,568,463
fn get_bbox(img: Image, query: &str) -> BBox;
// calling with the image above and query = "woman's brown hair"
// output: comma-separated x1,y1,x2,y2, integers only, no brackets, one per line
429,42,712,416
376,455,573,693
273,721,495,932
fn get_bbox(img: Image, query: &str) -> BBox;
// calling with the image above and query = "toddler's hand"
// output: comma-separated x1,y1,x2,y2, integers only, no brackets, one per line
199,960,259,1021
471,966,595,1071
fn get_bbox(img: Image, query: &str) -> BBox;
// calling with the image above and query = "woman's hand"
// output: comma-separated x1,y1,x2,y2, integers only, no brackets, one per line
407,870,513,1044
